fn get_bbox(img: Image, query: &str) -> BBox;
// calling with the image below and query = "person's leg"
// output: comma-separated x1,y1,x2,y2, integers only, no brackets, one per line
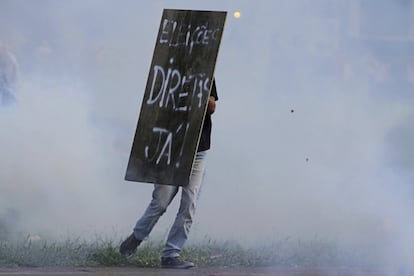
0,85,16,106
134,184,179,240
161,151,207,267
120,184,178,256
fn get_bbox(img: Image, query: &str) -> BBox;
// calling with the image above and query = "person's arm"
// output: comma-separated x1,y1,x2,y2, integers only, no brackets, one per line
207,79,218,114
207,96,216,114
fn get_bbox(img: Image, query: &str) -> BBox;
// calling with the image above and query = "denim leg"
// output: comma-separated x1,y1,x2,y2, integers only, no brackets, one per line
162,151,207,257
133,184,179,241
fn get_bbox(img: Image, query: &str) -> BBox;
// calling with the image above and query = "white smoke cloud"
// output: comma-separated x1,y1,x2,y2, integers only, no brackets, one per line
0,0,413,270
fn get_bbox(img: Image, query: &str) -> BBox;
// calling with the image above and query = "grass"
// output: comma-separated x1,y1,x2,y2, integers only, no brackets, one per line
0,235,378,268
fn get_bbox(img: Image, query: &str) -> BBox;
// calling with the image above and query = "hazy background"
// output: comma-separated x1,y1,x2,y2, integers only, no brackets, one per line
1,0,414,268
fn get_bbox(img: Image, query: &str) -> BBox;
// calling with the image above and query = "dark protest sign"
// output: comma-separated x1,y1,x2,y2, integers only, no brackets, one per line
125,9,226,186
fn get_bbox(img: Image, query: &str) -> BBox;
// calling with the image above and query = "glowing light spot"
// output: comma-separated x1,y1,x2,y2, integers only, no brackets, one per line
233,11,241,19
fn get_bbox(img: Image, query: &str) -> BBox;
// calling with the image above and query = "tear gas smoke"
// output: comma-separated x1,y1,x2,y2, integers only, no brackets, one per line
1,0,413,271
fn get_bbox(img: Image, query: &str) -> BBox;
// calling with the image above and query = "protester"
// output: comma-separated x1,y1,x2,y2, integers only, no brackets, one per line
120,80,218,269
0,42,19,106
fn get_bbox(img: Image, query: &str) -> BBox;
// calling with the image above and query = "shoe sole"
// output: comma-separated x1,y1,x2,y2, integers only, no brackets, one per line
161,265,194,269
119,250,136,257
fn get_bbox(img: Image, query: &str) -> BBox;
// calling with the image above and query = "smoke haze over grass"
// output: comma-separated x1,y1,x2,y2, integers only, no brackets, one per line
1,0,414,270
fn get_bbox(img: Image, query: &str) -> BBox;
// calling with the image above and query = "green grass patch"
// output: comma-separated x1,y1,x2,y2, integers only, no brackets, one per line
0,235,377,268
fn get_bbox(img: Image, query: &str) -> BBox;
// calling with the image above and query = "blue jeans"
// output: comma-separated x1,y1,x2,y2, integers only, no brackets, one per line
0,85,16,107
133,151,207,257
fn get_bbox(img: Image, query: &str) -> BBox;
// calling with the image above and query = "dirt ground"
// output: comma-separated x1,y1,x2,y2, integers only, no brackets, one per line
0,266,389,276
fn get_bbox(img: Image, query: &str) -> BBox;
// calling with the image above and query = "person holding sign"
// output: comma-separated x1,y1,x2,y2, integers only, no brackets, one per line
120,80,218,269
0,42,19,107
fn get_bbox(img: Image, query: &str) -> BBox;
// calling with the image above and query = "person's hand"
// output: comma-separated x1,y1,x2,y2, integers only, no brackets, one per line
207,96,216,114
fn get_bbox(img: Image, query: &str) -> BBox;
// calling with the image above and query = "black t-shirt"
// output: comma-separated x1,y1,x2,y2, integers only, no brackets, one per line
197,79,218,152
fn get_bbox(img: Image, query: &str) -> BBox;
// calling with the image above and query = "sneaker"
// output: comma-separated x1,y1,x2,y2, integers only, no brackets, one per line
119,233,141,256
161,256,195,269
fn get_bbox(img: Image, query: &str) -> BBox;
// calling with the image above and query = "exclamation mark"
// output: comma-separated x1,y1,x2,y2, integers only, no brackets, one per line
175,122,190,168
